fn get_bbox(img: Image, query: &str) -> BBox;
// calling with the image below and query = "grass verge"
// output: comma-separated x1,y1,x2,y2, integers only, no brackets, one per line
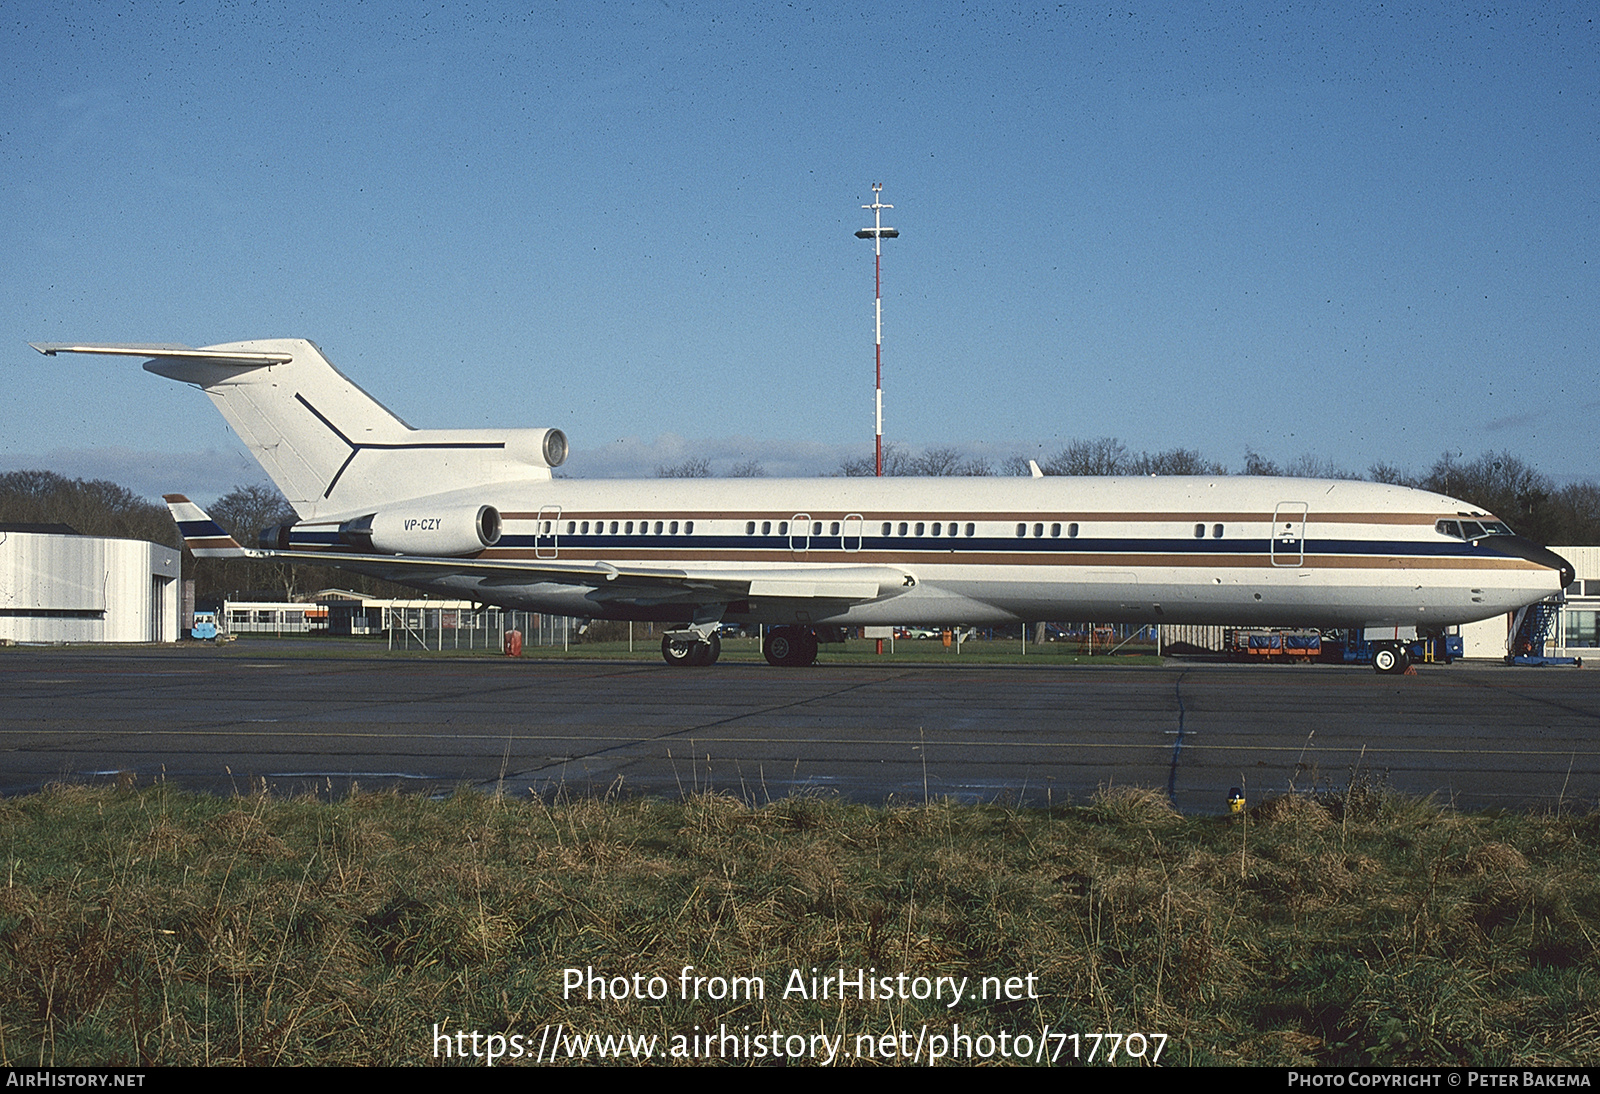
2,782,1597,1066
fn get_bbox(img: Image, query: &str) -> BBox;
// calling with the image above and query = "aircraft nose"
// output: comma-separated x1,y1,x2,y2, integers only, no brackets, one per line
1478,535,1575,590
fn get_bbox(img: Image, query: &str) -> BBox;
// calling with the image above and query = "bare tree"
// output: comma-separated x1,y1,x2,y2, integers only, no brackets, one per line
1242,449,1281,476
1043,437,1128,476
1550,481,1600,544
728,460,766,478
209,483,295,544
1282,454,1362,480
0,470,177,546
1423,451,1555,540
839,442,911,477
657,457,712,478
905,446,991,476
909,445,965,476
207,483,300,600
1367,461,1418,487
1127,448,1227,476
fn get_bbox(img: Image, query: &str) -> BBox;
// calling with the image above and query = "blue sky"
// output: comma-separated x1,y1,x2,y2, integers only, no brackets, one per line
4,1,1595,502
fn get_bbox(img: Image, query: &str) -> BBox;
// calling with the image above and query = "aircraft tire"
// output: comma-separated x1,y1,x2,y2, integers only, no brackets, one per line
662,635,695,667
799,628,819,665
763,626,816,667
664,632,720,667
764,627,795,666
1373,646,1410,674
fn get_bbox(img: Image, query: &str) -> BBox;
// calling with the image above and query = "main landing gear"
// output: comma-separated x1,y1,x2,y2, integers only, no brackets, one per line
660,624,822,667
661,627,721,667
763,625,818,667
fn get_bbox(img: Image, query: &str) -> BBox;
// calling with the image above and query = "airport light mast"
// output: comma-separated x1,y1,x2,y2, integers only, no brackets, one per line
855,184,898,476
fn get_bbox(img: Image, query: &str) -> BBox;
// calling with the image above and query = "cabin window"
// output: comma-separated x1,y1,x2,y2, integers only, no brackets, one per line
779,521,789,535
830,521,840,535
949,523,958,537
899,522,909,536
747,521,756,535
762,521,772,535
685,521,694,534
812,521,822,535
881,522,892,536
669,521,679,535
1049,523,1060,537
965,523,975,536
580,521,590,534
650,521,661,535
1016,523,1026,537
915,522,925,536
625,521,634,534
1033,523,1044,538
566,521,576,534
610,522,619,534
1068,523,1079,538
1194,523,1205,538
1212,524,1224,538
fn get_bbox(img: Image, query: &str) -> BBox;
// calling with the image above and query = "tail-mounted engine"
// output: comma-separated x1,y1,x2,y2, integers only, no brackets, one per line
262,504,504,557
341,504,503,556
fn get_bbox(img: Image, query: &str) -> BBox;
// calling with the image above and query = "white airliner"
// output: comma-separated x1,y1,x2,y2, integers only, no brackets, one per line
32,338,1573,673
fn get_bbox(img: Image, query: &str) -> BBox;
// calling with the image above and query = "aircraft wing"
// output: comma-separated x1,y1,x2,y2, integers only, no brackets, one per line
267,549,910,607
165,494,909,608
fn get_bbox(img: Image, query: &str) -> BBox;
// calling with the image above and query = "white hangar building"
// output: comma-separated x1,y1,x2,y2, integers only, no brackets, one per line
0,526,180,643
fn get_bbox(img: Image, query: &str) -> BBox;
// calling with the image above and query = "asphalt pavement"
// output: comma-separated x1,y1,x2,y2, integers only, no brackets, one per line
1,642,1595,813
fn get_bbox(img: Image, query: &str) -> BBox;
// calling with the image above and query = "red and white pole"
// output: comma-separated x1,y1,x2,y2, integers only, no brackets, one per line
855,184,898,477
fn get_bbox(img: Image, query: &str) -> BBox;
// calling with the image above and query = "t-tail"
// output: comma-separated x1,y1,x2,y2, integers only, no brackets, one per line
30,339,568,520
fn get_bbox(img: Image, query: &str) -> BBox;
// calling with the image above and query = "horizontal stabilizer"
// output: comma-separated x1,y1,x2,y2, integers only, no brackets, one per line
31,343,293,366
163,494,254,558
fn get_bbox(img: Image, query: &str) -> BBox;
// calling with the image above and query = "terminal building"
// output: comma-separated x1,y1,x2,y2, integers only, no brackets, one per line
0,526,180,643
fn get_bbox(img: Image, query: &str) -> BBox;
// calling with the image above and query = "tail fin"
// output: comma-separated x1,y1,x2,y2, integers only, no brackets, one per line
34,339,567,519
163,495,252,558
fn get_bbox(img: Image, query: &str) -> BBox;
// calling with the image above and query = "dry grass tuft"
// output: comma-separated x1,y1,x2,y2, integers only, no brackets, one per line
2,783,1598,1066
1252,794,1334,828
1086,785,1182,826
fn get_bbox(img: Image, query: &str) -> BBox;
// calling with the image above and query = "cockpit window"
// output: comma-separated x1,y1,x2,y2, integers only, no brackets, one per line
1436,519,1513,540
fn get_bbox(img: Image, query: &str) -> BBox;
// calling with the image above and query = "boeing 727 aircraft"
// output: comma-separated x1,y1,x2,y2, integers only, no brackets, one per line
32,338,1573,672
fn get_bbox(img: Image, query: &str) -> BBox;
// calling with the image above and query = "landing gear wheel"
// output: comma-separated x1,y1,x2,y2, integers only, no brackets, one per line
763,627,795,666
763,626,818,667
663,631,721,667
662,635,694,667
693,631,721,666
1373,646,1410,674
